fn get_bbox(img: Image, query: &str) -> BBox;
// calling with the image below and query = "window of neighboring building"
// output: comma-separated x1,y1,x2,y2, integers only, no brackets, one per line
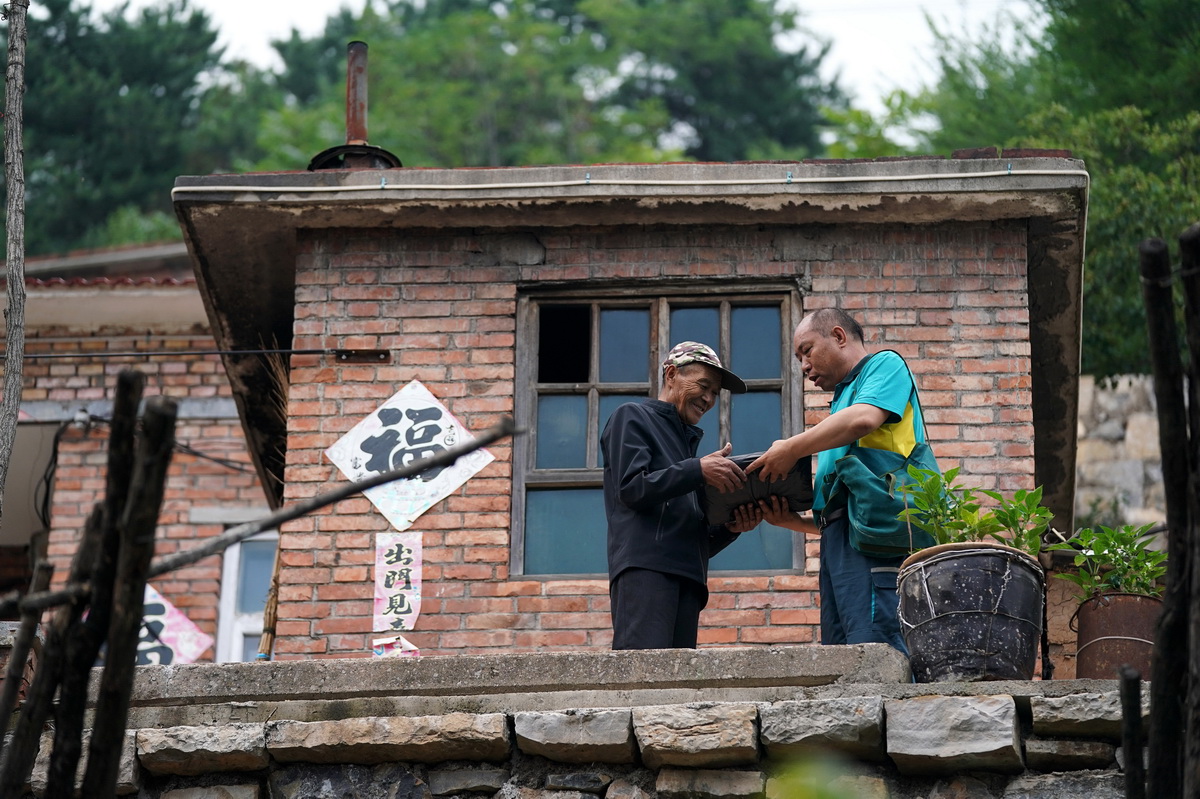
512,289,803,577
185,504,278,664
216,531,278,662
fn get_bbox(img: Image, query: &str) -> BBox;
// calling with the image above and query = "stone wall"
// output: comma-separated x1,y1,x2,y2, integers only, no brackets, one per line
1074,374,1166,528
21,647,1143,798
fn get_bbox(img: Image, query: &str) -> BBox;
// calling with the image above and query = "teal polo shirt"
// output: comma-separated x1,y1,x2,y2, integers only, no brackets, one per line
812,350,924,513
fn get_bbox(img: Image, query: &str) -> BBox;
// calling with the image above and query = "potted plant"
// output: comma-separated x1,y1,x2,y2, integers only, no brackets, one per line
893,467,1052,682
1045,523,1167,679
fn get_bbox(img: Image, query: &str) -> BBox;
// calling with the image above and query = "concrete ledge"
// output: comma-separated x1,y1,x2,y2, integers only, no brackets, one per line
122,644,907,705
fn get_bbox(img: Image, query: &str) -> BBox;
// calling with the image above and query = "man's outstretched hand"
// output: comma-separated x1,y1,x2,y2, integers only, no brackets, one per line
700,442,746,493
746,438,800,483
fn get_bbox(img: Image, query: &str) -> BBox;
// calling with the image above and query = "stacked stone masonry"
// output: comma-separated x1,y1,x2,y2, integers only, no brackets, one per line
28,681,1137,791
24,647,1141,798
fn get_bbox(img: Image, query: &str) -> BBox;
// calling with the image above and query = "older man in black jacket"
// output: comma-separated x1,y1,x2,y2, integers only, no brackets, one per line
601,341,760,650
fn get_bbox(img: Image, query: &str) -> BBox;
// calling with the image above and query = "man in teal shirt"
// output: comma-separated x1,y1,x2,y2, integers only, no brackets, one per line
748,308,926,652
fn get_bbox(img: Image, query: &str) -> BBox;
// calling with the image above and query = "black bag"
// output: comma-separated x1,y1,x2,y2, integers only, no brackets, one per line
703,451,813,526
823,353,940,557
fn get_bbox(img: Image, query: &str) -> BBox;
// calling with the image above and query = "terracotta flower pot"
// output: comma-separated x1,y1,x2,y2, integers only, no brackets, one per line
1074,592,1162,680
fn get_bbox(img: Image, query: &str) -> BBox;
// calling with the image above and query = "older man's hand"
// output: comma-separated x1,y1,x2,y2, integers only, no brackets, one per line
700,442,746,493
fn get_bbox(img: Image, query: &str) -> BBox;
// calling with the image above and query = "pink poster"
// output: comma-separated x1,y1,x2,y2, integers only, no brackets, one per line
139,584,214,665
373,531,422,636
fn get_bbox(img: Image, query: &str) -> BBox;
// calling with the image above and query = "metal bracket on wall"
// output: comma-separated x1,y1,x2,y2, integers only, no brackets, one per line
333,349,392,363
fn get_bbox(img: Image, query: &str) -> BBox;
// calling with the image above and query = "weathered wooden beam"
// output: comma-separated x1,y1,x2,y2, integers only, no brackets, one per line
81,396,177,797
0,560,51,741
1142,237,1190,799
44,370,145,797
1178,224,1200,796
1122,664,1147,799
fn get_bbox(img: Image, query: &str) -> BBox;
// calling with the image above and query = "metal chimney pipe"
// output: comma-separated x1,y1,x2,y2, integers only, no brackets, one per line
346,41,368,146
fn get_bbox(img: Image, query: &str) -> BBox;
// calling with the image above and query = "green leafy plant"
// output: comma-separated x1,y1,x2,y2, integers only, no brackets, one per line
896,466,1052,558
1045,524,1167,602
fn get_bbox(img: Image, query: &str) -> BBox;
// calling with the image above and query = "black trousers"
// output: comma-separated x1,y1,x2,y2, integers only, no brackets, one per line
609,567,708,650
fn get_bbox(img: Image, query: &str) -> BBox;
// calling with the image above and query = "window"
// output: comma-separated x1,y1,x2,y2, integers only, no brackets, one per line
513,290,802,576
217,530,278,663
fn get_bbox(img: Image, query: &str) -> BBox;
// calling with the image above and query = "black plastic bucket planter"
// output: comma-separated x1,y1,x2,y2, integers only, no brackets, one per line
898,542,1045,682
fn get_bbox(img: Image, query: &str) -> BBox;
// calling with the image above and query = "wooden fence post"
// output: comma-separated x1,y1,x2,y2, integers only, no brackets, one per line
1141,237,1191,799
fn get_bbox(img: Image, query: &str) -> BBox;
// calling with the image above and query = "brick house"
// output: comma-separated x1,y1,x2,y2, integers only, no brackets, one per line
172,153,1088,661
1,244,272,663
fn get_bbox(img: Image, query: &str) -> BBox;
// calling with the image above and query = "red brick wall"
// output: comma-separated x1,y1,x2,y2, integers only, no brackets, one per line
278,221,1035,659
21,321,267,662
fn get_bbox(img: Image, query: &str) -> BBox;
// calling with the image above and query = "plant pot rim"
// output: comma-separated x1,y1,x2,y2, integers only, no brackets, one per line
900,540,1042,573
1080,591,1164,606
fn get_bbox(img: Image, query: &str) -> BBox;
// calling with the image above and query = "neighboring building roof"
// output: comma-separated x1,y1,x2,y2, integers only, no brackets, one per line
173,153,1089,514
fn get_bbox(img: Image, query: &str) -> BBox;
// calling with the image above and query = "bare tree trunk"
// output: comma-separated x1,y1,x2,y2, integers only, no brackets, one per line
0,0,30,522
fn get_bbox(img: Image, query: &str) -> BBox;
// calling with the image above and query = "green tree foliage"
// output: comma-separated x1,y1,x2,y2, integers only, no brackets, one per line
258,0,841,169
888,0,1200,378
4,0,231,255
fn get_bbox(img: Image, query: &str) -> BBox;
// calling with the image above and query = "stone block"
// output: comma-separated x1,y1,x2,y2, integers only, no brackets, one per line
513,708,636,763
1030,692,1147,740
428,766,508,795
759,696,884,760
30,729,140,796
1023,737,1115,771
137,723,268,775
266,713,510,764
162,787,259,799
269,763,432,799
929,775,997,798
885,695,1023,775
605,777,652,799
656,767,765,798
633,703,759,769
1000,768,1123,798
829,774,890,798
544,772,612,792
1123,412,1160,461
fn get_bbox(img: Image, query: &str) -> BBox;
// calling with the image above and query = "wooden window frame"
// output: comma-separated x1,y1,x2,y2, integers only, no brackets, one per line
511,283,804,578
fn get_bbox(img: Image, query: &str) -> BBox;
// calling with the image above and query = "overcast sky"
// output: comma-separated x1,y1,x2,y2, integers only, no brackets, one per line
85,0,1032,115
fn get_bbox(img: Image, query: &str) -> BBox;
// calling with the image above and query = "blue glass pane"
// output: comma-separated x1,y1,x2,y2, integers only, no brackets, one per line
731,306,781,380
599,310,649,383
669,307,719,351
236,539,276,615
599,395,644,452
730,392,781,454
525,489,608,574
537,395,587,468
710,522,794,570
241,634,261,663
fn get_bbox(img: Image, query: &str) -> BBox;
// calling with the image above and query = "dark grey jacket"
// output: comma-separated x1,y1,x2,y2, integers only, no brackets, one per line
601,399,737,588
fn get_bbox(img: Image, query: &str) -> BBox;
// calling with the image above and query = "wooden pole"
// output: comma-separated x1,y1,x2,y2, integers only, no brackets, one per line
1141,237,1190,799
44,371,144,797
1178,224,1200,796
1122,664,1147,799
0,505,102,795
81,396,177,797
0,417,518,620
0,559,50,741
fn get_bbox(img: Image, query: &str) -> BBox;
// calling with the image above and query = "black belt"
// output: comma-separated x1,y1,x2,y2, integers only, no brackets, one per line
818,506,846,531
